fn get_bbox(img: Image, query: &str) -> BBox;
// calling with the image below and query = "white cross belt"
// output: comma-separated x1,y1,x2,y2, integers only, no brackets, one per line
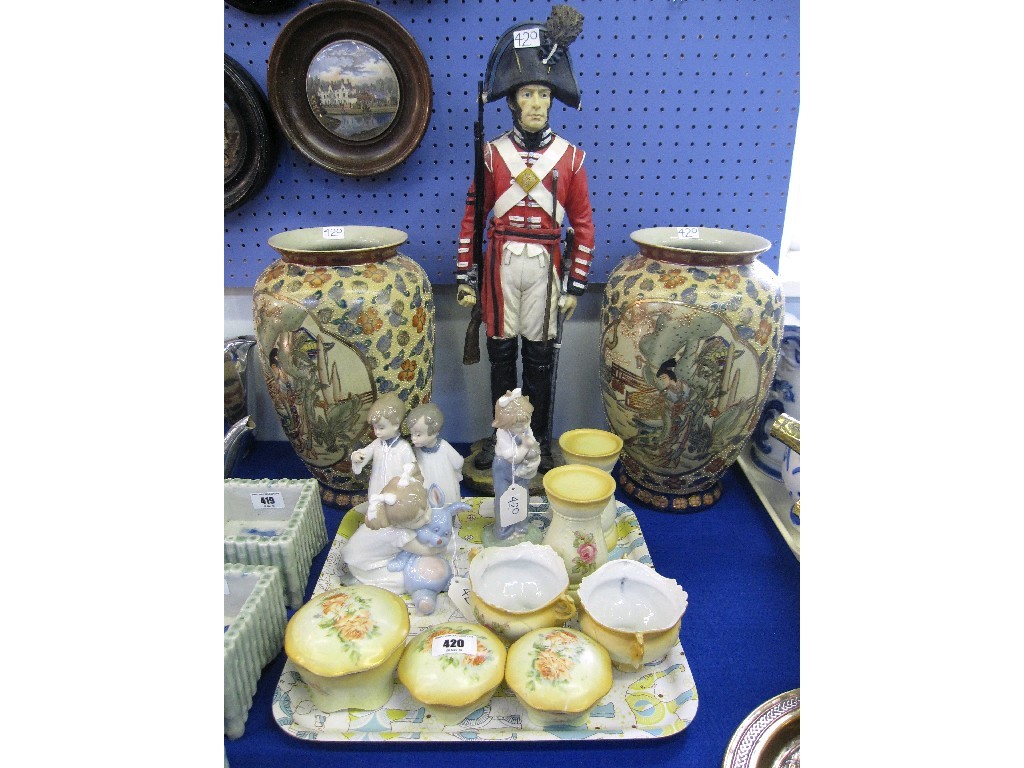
492,134,569,223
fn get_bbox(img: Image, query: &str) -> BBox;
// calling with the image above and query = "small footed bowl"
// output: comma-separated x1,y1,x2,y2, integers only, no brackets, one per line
577,559,688,672
468,543,576,642
558,429,623,473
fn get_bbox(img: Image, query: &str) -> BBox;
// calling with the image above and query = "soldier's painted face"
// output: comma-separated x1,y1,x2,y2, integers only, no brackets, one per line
515,84,551,132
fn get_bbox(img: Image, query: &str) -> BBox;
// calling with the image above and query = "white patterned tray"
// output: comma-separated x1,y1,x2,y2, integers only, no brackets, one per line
272,497,699,742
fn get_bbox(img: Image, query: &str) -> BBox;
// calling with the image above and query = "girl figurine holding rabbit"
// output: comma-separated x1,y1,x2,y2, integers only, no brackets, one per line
487,388,542,543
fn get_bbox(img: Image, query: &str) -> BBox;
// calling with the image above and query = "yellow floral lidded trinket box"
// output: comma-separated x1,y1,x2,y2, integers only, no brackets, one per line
504,627,613,727
283,584,409,713
397,621,507,725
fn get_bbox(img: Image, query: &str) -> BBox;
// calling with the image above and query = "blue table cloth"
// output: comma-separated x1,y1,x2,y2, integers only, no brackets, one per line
224,441,799,767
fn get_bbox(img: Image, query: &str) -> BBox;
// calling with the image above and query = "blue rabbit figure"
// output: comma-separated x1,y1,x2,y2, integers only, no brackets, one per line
387,485,470,615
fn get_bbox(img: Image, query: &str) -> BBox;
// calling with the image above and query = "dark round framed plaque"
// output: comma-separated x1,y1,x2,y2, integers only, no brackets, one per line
224,55,277,213
267,0,432,177
225,0,301,15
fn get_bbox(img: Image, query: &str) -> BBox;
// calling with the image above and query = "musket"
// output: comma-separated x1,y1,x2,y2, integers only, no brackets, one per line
462,80,486,365
547,223,574,448
542,170,559,346
545,170,573,448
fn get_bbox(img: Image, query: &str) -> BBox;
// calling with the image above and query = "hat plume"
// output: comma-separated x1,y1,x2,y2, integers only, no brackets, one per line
541,5,584,65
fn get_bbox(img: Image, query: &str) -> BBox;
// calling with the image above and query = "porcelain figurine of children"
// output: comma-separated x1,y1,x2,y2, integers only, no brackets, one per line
350,392,415,521
342,464,468,615
487,388,542,543
342,464,429,595
405,403,465,505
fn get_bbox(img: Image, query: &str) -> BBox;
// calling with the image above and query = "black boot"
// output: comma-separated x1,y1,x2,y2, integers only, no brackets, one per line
474,336,519,469
522,339,556,472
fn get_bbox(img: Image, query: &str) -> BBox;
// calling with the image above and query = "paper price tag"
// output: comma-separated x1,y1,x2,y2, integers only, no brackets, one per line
676,227,700,239
431,634,478,656
250,492,285,510
513,27,541,48
322,226,345,239
498,483,528,526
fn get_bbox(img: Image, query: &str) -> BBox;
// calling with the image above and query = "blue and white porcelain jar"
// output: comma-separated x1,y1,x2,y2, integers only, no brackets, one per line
782,444,800,526
768,413,801,528
750,314,800,478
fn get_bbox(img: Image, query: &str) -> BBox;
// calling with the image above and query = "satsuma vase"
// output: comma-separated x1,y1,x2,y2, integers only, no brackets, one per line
253,226,435,508
600,227,783,511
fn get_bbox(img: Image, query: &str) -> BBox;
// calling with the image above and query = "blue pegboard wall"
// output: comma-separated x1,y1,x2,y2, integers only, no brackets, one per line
224,0,799,287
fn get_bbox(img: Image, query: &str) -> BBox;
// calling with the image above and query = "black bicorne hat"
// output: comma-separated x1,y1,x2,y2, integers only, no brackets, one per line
483,4,584,109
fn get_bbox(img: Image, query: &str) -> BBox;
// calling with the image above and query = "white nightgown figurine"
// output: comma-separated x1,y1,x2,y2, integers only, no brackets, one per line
405,403,465,505
350,392,415,523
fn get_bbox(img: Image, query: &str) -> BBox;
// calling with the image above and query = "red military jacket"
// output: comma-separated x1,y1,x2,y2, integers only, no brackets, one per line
456,128,596,338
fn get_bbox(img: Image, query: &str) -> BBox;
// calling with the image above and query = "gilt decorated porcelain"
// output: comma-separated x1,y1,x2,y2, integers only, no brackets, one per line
505,627,613,727
253,226,435,508
272,496,700,742
283,584,410,712
578,559,688,672
541,464,617,585
558,429,624,550
601,227,783,511
468,542,576,641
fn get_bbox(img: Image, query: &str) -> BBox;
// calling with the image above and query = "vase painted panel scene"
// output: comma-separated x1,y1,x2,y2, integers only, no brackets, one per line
598,296,770,501
257,295,376,468
253,251,435,505
305,40,400,141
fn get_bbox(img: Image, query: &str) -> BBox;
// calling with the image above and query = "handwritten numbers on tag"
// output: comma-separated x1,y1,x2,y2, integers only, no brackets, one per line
499,483,528,527
431,634,479,656
676,227,700,239
250,492,285,510
513,27,541,48
322,226,345,239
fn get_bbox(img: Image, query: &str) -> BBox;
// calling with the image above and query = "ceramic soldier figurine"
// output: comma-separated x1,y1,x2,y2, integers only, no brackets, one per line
457,4,595,475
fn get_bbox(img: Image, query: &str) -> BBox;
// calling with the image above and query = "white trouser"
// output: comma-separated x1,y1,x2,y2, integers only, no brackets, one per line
499,242,559,341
